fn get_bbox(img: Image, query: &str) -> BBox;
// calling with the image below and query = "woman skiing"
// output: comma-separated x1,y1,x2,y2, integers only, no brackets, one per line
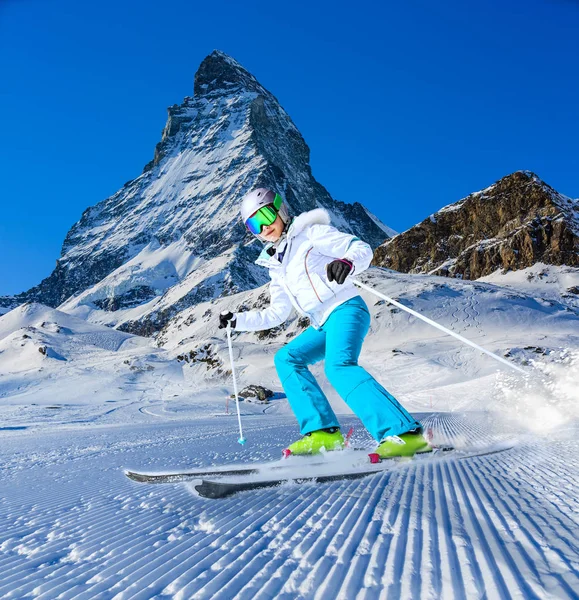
219,188,430,458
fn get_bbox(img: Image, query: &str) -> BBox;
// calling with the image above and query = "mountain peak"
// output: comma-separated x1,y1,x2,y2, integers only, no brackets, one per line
194,50,263,97
1,51,394,335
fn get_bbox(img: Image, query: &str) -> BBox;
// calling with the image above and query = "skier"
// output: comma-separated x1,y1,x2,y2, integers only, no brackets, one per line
219,188,431,458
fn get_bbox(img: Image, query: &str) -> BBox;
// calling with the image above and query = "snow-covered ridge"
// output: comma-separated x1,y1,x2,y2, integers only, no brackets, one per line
0,302,180,406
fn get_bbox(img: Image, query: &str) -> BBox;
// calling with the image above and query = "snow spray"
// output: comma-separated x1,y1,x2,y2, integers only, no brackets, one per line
493,349,579,435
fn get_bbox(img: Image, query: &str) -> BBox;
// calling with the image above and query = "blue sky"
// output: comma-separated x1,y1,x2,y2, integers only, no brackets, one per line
1,0,578,296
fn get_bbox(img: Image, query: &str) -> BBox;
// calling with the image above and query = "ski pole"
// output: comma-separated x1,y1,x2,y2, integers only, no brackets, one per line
224,321,246,445
351,278,527,375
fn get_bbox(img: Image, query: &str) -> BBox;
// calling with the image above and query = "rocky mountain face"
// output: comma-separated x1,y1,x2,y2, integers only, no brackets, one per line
373,171,579,280
0,51,392,334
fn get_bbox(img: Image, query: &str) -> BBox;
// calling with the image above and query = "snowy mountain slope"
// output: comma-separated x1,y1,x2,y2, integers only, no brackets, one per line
479,262,579,310
0,303,134,350
156,267,579,422
0,303,183,417
2,267,577,429
0,51,393,337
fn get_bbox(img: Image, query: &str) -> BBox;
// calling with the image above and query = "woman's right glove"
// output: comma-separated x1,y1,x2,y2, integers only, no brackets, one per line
218,311,237,329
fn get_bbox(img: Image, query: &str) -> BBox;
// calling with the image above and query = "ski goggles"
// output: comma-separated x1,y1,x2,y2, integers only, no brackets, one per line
245,193,284,235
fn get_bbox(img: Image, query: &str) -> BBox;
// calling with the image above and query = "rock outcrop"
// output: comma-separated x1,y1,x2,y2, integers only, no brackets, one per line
373,171,578,279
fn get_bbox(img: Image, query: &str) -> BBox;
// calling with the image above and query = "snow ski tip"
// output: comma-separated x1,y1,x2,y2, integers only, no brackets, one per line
124,465,261,483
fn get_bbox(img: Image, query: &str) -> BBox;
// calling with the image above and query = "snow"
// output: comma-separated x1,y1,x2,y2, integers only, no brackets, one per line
479,263,579,309
1,269,578,597
361,206,398,238
59,239,208,327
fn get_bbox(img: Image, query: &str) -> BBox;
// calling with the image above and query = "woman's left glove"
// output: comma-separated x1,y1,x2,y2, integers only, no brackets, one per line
326,259,354,285
218,311,237,329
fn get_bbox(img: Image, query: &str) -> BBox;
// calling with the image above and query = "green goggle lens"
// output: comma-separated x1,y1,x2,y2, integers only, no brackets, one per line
245,205,278,235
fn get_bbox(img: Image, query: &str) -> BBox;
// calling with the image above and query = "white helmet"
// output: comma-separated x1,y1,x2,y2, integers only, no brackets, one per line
240,188,290,239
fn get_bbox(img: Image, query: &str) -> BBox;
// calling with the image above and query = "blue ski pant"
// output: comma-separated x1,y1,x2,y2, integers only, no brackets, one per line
274,295,421,441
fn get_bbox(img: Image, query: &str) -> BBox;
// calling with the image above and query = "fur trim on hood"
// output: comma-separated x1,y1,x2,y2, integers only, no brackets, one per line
287,208,331,238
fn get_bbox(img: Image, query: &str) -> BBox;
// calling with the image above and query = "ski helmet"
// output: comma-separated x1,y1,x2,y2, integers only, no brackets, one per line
240,188,290,238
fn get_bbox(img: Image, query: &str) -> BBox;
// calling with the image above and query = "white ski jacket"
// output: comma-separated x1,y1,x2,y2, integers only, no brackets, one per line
234,208,374,331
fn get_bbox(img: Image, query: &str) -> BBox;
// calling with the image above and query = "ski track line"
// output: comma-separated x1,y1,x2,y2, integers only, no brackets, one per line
306,473,394,600
350,468,409,598
291,476,398,599
136,485,312,599
37,492,200,600
509,457,579,528
485,446,579,545
196,479,377,600
246,481,379,600
485,461,579,564
168,478,370,600
172,486,330,600
437,460,484,599
297,475,395,600
380,466,420,600
276,474,404,599
108,485,313,599
216,479,374,600
475,451,579,599
104,488,280,599
465,457,579,598
216,478,383,600
0,413,578,599
1,490,190,599
459,444,579,597
521,453,579,516
447,459,537,599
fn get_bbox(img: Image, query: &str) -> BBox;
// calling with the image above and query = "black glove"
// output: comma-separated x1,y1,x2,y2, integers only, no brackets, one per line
218,311,237,329
326,259,354,285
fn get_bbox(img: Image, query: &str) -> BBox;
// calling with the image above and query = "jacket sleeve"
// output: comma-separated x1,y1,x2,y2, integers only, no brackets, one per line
308,224,374,275
234,272,293,332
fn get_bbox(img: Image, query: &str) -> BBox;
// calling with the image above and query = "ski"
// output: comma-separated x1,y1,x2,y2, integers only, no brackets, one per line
192,444,513,499
125,445,456,484
194,466,393,499
126,465,262,483
125,454,342,484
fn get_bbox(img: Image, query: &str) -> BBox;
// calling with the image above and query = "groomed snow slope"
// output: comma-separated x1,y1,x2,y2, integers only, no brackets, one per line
0,412,577,599
1,269,578,598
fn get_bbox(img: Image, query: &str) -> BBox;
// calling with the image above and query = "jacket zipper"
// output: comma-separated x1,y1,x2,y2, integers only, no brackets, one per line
280,238,311,317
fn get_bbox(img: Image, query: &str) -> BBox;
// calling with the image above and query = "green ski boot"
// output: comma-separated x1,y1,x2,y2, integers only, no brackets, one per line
283,427,345,457
373,430,432,460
